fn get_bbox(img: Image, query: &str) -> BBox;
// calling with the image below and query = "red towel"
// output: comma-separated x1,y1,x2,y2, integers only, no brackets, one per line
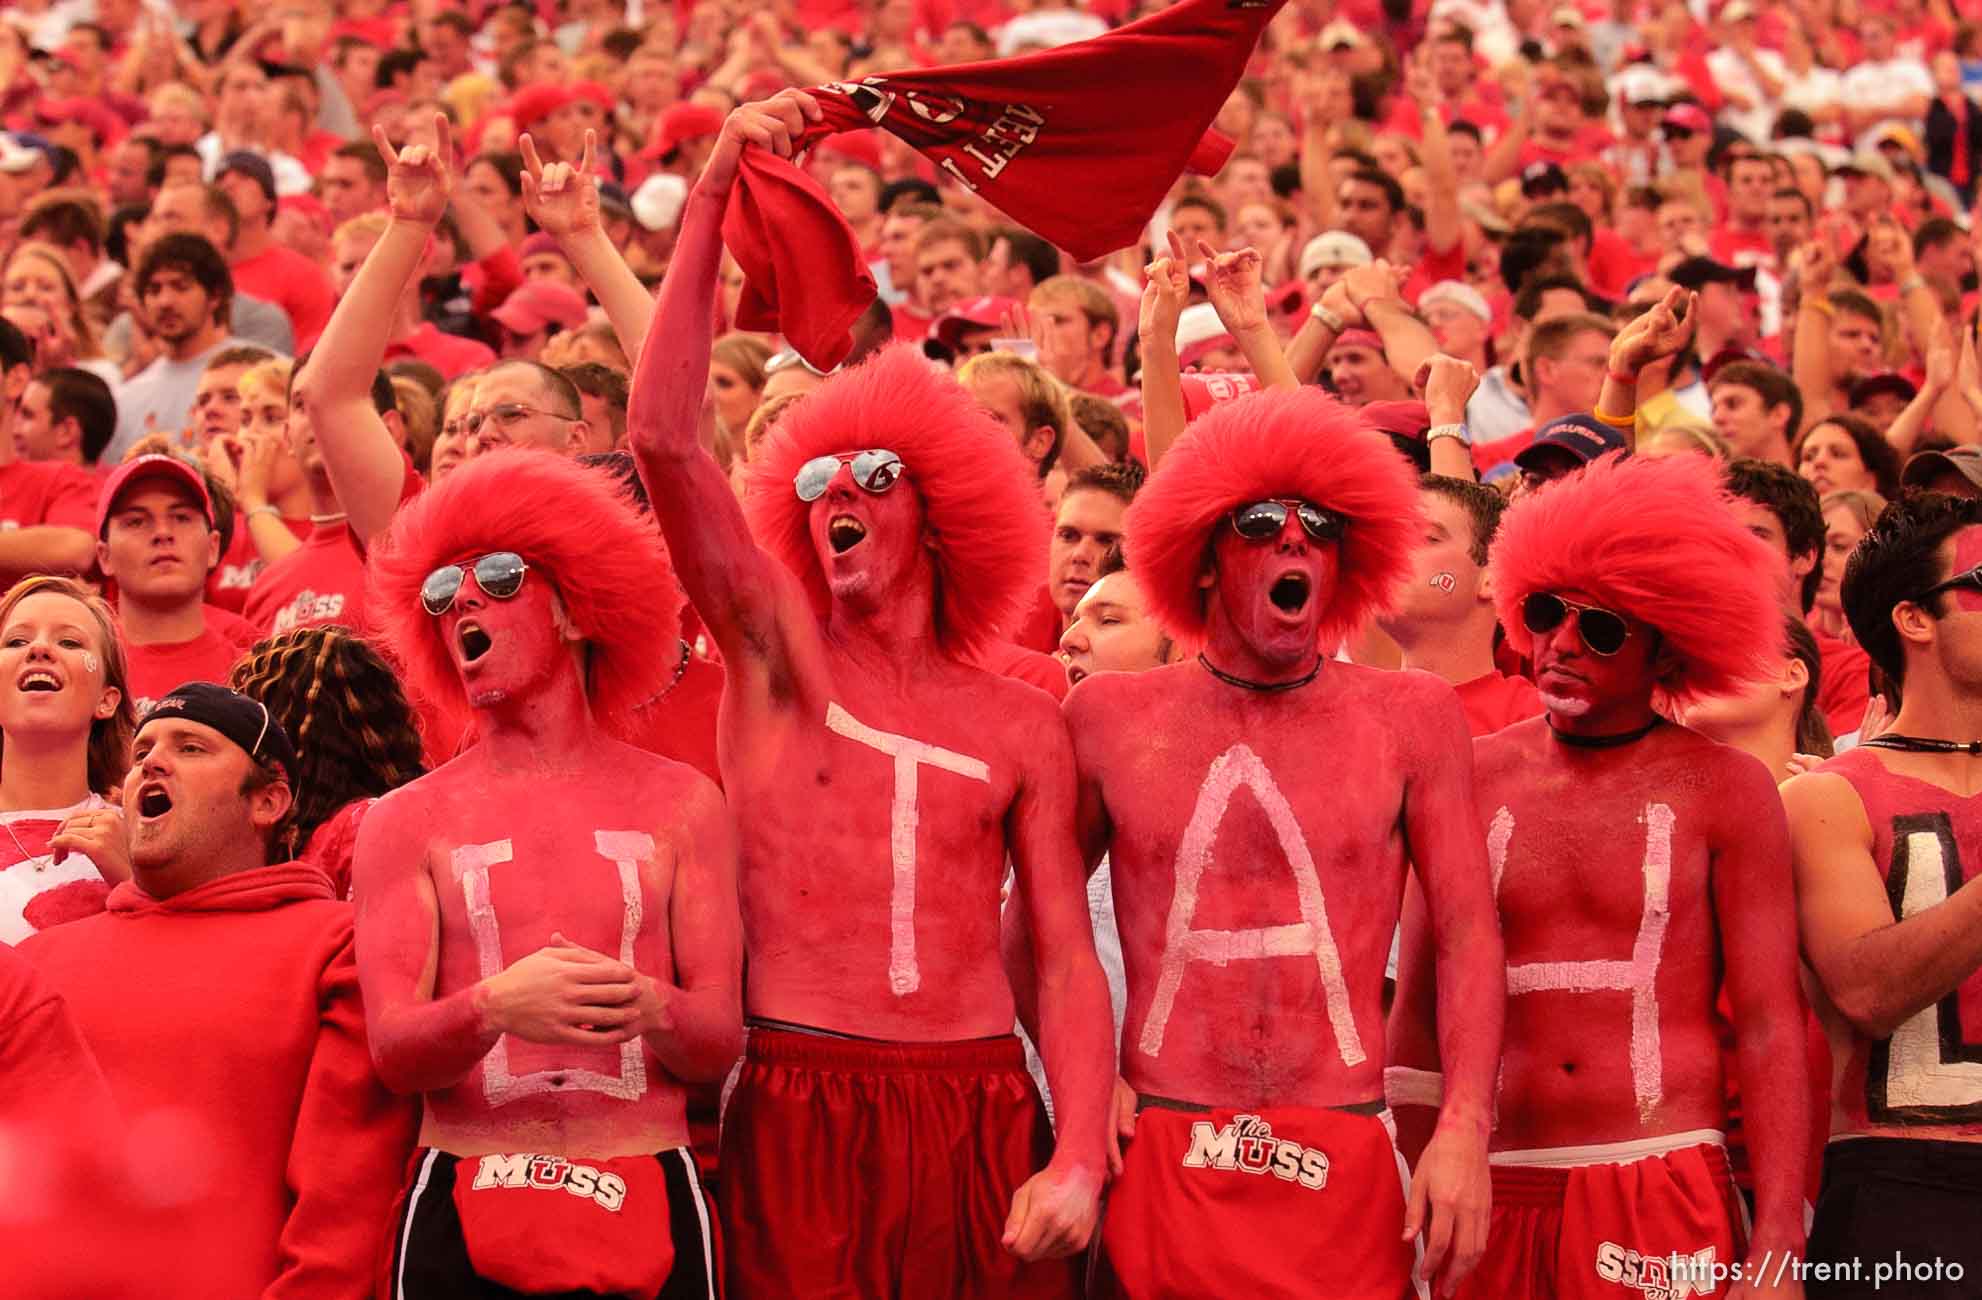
725,0,1283,370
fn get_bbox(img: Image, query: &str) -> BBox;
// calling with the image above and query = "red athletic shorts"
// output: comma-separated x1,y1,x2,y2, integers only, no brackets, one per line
1096,1100,1418,1300
717,1027,1079,1299
1453,1133,1747,1300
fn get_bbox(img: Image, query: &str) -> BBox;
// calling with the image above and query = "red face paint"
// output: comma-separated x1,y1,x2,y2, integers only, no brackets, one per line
1529,588,1661,723
1945,525,1982,614
435,561,569,711
806,462,930,607
1205,507,1340,668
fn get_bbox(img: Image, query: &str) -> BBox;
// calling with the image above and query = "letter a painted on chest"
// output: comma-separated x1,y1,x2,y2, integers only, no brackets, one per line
1138,744,1364,1066
825,702,992,997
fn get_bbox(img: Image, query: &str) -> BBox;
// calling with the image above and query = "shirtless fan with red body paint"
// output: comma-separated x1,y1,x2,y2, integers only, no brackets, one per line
1057,384,1505,1299
628,91,1113,1299
1392,449,1812,1300
353,448,740,1299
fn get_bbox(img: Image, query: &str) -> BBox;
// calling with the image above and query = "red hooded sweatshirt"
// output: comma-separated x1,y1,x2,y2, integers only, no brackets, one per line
19,863,418,1299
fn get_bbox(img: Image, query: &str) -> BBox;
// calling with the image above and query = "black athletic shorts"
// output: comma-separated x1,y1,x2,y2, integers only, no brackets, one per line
386,1146,720,1299
1806,1137,1982,1299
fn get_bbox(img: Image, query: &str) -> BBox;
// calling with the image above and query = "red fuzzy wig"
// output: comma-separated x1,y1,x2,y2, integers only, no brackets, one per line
1124,387,1422,649
1489,452,1783,699
368,448,682,737
742,344,1047,657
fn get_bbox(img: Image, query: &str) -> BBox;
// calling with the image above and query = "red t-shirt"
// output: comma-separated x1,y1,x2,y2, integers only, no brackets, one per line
122,607,263,717
241,521,372,637
1812,625,1872,737
890,300,936,343
208,513,311,614
1516,124,1616,171
1708,225,1774,270
383,322,497,381
1453,670,1542,738
1011,582,1064,655
973,639,1070,701
1401,238,1466,307
1472,425,1535,475
1586,227,1650,300
230,245,336,352
0,459,98,533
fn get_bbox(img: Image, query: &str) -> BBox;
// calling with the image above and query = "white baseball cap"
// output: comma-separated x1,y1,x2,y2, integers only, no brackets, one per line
1298,230,1375,280
1418,279,1492,323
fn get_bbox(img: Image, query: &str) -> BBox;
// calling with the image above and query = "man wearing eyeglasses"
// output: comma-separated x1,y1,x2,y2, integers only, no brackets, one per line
1783,493,1982,1296
630,93,1112,1298
1393,452,1812,1300
355,451,739,1299
457,360,591,459
1075,386,1501,1299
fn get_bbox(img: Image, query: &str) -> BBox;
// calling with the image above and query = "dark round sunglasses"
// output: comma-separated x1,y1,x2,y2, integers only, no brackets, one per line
1229,499,1346,543
422,551,530,616
1523,591,1631,657
794,449,905,502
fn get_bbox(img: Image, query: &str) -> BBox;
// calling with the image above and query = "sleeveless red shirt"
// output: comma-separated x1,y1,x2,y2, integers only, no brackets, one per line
1817,747,1982,1138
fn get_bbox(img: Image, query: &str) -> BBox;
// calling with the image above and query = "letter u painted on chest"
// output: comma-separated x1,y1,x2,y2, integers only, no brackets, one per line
824,702,992,998
1493,803,1673,1122
1138,744,1364,1067
452,832,654,1106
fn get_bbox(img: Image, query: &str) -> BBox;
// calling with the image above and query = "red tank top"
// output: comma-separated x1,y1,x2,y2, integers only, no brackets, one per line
1819,748,1982,1137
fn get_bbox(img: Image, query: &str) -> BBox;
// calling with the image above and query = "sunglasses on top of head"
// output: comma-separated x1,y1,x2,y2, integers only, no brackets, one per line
421,551,530,616
794,449,905,503
1228,499,1346,543
1522,591,1632,656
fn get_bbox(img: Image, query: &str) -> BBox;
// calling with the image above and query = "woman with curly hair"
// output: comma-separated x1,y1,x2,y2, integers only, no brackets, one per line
229,626,425,896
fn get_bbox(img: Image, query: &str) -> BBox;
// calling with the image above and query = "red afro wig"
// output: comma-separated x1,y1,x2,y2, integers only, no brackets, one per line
1124,387,1422,649
742,344,1047,658
1489,452,1783,699
368,448,682,737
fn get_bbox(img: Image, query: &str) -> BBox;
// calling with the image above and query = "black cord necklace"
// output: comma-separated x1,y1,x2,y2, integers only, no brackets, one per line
1548,716,1665,749
1860,733,1982,756
1197,652,1323,693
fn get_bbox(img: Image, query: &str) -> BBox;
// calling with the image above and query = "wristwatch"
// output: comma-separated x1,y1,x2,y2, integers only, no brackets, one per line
1425,423,1471,445
1309,301,1346,334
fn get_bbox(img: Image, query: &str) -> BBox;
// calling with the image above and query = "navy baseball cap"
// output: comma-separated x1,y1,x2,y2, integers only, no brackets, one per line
1514,413,1629,472
142,682,298,780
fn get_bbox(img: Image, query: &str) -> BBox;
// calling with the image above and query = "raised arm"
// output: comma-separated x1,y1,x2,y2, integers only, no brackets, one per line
1404,51,1461,260
1136,236,1192,469
630,777,744,1082
1342,260,1439,391
628,92,818,673
1002,691,1112,1262
521,129,656,364
291,118,446,546
351,793,642,1095
1790,240,1840,433
1198,238,1299,390
1596,285,1694,447
1397,680,1501,1297
1713,756,1810,1275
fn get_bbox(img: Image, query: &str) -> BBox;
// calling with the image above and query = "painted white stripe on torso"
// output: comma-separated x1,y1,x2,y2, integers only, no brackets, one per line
824,701,991,997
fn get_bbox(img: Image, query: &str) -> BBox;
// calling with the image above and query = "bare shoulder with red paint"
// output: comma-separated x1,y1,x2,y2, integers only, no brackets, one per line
1479,722,1754,1152
355,741,714,1158
1084,659,1421,1109
723,651,1054,1041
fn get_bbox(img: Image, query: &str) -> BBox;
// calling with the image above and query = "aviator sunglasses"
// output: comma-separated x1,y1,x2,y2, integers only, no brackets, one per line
794,449,905,502
1913,563,1982,606
1229,499,1346,543
1523,591,1631,657
422,552,530,615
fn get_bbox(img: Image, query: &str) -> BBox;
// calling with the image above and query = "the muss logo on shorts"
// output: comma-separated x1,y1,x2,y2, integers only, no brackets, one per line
1594,1242,1718,1299
471,1152,628,1211
1180,1114,1330,1190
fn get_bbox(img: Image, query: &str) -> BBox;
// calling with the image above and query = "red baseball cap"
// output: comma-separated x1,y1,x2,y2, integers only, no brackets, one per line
643,103,724,160
932,295,1018,349
492,280,590,335
509,83,573,133
1662,103,1712,135
97,455,213,539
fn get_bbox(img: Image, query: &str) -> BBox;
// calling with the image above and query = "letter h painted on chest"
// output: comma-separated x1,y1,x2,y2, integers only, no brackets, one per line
1493,803,1673,1122
825,702,992,998
451,832,654,1106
